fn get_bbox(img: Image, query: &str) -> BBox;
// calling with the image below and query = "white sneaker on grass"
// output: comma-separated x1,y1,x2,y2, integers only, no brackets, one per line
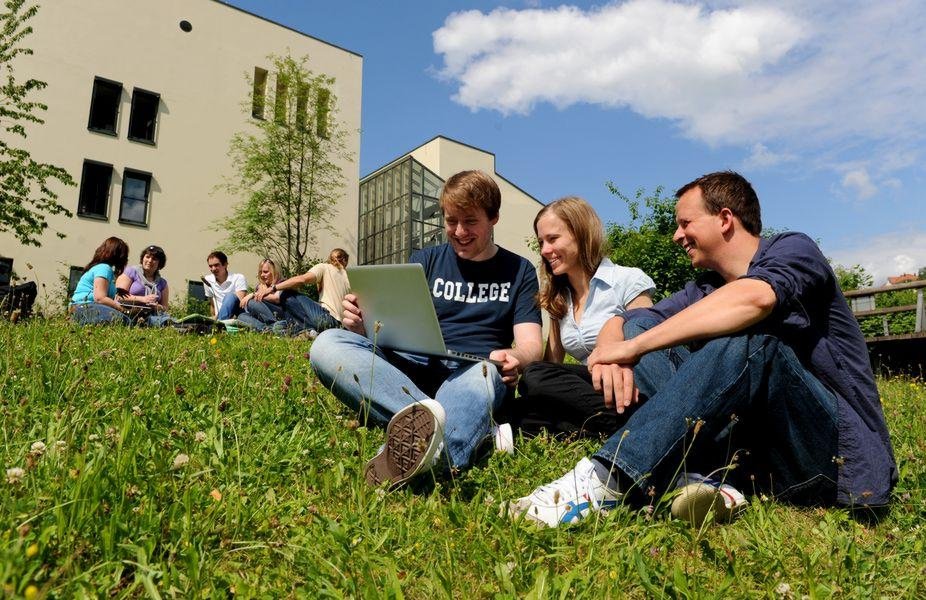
365,399,445,490
670,472,748,526
491,422,514,455
508,457,622,527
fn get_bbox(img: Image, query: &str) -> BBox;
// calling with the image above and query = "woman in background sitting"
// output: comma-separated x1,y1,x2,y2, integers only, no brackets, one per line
69,237,132,325
238,258,285,330
116,244,171,325
255,248,350,335
509,197,655,437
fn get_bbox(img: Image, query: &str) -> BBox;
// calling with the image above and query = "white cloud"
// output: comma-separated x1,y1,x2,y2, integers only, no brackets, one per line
743,143,795,169
841,169,877,200
826,231,926,286
433,0,926,183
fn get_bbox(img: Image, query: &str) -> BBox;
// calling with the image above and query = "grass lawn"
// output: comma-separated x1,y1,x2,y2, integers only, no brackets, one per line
2,319,924,598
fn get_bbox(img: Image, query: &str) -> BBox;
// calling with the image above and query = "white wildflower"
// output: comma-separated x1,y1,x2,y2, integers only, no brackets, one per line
55,440,67,451
775,582,793,598
194,431,207,443
172,453,190,470
132,405,142,416
29,441,46,456
88,434,100,442
6,467,25,484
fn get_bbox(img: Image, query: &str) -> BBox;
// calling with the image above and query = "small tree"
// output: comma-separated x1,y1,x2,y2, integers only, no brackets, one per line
605,184,697,300
217,54,351,276
0,0,75,246
832,263,873,292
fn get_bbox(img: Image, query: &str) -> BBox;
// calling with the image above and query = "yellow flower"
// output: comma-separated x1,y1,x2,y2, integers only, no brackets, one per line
210,337,217,345
25,543,38,558
24,585,38,599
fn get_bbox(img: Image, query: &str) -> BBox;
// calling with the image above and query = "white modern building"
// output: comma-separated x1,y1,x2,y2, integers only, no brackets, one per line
0,0,362,306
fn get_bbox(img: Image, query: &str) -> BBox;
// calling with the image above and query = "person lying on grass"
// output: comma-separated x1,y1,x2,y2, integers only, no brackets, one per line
509,170,897,527
310,170,543,490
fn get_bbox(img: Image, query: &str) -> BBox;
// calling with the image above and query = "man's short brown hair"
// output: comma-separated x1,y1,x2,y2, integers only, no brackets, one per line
676,171,762,235
440,170,501,220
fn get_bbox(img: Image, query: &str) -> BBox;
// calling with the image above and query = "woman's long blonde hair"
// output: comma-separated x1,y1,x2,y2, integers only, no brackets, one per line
535,197,606,321
256,258,281,287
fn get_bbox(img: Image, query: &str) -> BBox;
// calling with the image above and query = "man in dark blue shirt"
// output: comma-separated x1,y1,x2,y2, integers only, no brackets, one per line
311,170,543,491
510,171,896,527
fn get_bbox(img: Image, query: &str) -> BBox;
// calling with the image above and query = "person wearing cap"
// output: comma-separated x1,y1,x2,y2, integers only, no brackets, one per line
116,244,172,325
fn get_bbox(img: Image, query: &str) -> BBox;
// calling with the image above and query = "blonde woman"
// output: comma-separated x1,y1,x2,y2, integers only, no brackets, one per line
255,249,350,333
512,197,655,437
238,258,285,329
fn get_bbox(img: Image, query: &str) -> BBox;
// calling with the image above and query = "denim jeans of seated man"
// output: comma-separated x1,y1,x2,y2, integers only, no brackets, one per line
71,303,131,326
216,293,242,320
281,292,340,333
593,318,839,504
310,328,507,470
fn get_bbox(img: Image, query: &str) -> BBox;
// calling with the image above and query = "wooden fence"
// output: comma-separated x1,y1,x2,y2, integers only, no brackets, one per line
844,279,926,341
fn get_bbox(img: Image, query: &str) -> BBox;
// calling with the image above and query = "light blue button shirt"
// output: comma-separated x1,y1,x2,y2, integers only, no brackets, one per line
559,258,655,363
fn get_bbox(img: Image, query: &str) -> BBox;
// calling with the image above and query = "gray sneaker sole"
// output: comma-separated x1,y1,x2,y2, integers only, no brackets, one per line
365,403,437,490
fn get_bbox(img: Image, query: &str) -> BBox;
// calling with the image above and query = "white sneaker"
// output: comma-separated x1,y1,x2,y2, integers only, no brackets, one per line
365,399,446,490
671,472,748,526
492,422,514,455
508,457,622,527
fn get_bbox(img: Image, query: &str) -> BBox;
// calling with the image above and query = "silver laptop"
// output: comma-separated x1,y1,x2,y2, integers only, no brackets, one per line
348,264,503,365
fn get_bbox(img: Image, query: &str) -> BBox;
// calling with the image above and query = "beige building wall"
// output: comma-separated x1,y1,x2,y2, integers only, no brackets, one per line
0,0,362,307
408,136,544,263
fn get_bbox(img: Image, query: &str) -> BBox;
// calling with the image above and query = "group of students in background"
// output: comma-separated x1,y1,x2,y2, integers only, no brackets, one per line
68,239,350,336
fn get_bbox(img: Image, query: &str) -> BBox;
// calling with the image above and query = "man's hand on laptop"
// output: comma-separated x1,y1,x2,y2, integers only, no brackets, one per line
341,294,366,335
489,349,520,387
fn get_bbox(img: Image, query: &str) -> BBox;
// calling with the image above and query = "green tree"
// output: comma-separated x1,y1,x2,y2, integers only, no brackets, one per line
0,0,74,246
216,54,351,276
605,184,697,300
832,263,873,292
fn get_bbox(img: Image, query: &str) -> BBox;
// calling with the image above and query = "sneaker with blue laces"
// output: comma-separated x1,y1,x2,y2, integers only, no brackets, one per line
365,399,445,490
508,457,622,527
670,472,748,526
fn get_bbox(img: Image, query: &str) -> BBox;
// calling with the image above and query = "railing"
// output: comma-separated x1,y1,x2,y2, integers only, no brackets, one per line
844,279,926,339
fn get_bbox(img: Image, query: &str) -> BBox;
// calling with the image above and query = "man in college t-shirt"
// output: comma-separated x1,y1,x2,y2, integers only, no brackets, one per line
310,170,543,491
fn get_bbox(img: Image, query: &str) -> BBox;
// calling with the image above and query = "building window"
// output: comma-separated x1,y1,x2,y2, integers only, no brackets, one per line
127,88,160,144
274,73,289,123
295,83,309,130
118,169,152,226
77,160,113,219
87,77,122,135
252,67,267,119
67,266,85,297
315,87,330,139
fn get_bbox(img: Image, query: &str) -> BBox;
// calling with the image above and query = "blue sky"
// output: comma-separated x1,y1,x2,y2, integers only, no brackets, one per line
226,0,925,285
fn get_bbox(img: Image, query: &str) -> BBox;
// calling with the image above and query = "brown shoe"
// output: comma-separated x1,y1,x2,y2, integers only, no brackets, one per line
365,399,446,490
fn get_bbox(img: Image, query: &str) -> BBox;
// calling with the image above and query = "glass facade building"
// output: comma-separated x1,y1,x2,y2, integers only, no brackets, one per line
358,157,446,264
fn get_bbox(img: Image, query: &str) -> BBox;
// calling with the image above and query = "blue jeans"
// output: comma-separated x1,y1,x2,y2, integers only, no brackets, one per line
594,318,838,504
310,328,507,469
215,293,243,320
70,303,131,326
282,292,340,332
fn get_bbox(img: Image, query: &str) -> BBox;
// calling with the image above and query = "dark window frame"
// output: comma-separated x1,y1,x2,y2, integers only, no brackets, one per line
76,159,113,220
118,169,152,227
87,76,122,136
127,87,160,145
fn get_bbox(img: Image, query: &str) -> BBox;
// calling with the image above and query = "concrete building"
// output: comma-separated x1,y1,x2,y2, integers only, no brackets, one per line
359,136,543,265
0,0,362,306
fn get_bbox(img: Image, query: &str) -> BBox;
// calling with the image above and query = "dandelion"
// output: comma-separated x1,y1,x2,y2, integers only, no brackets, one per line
194,431,207,443
6,467,25,484
29,441,46,456
172,453,190,470
25,543,38,558
210,337,217,345
24,585,38,600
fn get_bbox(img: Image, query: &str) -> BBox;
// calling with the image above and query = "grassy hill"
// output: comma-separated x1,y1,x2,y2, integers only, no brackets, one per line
1,320,924,598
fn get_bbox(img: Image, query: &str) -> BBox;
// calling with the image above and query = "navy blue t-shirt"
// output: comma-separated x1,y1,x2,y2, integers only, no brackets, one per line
623,232,897,506
411,243,541,357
